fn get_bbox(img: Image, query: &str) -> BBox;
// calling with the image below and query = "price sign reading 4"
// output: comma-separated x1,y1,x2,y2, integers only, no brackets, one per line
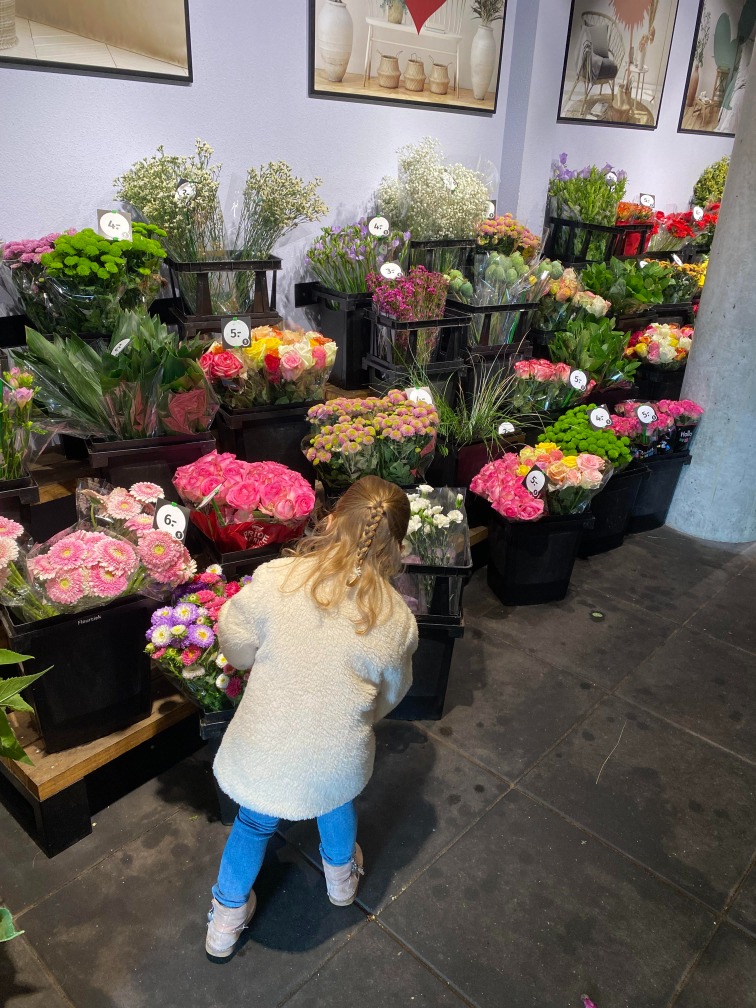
368,216,390,237
221,315,252,349
636,403,658,425
380,262,403,280
569,369,589,392
97,209,132,242
153,499,190,542
522,466,546,499
589,407,612,430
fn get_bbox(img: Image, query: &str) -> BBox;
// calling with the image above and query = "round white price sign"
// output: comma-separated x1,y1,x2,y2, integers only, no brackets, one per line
672,254,683,266
640,193,655,208
100,212,131,240
636,404,658,425
368,216,390,238
524,468,546,498
692,206,704,222
639,260,649,268
111,338,131,357
405,386,433,405
569,369,589,391
486,200,496,219
589,407,612,430
380,262,403,280
154,503,188,541
223,318,251,348
175,180,196,202
498,421,515,435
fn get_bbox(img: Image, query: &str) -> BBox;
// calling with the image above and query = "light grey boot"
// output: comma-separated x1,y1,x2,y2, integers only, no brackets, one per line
205,894,256,960
322,844,364,906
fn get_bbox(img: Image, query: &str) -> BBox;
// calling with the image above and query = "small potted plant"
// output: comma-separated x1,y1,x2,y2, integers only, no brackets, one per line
381,0,406,24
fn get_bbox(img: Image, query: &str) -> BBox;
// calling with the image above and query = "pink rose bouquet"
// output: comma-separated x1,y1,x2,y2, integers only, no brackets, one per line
613,400,676,456
510,358,596,413
146,567,251,712
173,451,314,553
655,398,704,452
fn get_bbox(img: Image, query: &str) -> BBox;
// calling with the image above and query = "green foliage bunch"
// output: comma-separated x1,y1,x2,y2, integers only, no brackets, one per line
580,257,684,314
539,404,632,469
549,316,637,386
692,156,729,208
0,649,47,765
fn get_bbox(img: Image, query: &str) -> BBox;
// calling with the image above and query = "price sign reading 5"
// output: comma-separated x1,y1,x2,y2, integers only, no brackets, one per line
380,262,403,280
368,216,390,237
639,193,655,208
522,466,546,498
153,499,190,541
569,369,589,392
97,209,132,242
636,403,658,425
221,316,252,349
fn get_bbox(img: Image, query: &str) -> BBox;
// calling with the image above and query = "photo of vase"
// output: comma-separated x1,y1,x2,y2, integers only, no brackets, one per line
385,0,404,23
317,0,354,82
470,23,496,99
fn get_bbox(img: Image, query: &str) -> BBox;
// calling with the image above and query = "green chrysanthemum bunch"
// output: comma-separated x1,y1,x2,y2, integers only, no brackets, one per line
39,225,165,289
539,404,632,469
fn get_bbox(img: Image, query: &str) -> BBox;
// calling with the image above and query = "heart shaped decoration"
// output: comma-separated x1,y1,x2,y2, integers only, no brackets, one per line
405,0,447,34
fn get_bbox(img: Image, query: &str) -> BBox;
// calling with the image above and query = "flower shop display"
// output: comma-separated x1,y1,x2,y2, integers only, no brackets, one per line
538,405,633,470
610,402,675,460
545,155,629,264
548,317,639,389
614,202,654,256
509,359,596,415
399,485,468,618
146,568,252,712
475,215,540,259
656,398,704,452
198,327,336,409
303,391,438,491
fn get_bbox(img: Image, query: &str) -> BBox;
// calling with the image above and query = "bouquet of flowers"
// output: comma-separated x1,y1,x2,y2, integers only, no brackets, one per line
303,391,438,490
647,209,714,253
509,359,596,413
657,398,704,452
173,451,314,553
614,201,654,257
199,326,336,409
0,367,51,482
1,230,75,332
624,323,693,369
398,485,466,613
234,162,327,258
538,405,633,469
475,215,540,259
306,219,410,294
368,265,449,365
549,317,638,387
146,567,250,711
611,402,676,458
678,261,706,290
548,154,626,261
531,265,582,332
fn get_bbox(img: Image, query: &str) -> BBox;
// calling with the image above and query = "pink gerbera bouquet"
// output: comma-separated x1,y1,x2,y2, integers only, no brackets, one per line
173,451,315,553
146,567,250,712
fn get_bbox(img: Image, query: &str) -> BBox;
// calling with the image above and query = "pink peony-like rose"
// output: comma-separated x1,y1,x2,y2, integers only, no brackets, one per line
553,363,573,383
518,497,546,521
530,360,556,382
280,350,304,381
225,479,262,514
206,350,244,379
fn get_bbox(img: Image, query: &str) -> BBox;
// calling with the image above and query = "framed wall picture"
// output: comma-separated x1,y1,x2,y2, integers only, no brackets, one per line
557,0,679,129
0,0,192,82
679,0,755,136
309,0,507,114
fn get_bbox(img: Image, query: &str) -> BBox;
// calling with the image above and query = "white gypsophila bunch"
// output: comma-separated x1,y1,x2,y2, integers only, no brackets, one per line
236,162,328,258
376,138,490,240
114,138,224,259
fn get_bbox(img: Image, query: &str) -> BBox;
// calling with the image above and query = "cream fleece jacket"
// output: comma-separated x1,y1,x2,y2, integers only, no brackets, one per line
213,556,418,820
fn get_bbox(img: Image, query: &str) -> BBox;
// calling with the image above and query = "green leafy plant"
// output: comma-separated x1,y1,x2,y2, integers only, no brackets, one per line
579,258,681,314
471,0,505,24
0,906,24,942
692,156,729,208
0,650,47,764
549,316,638,386
538,405,632,469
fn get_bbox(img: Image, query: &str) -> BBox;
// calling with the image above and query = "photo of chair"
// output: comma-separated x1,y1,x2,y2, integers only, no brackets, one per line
566,10,626,106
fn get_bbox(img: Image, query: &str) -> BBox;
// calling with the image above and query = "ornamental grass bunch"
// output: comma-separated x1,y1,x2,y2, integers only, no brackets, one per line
303,390,438,489
624,322,693,368
146,568,250,711
376,138,490,240
306,219,410,294
539,404,633,469
549,316,638,387
476,214,540,259
235,162,328,258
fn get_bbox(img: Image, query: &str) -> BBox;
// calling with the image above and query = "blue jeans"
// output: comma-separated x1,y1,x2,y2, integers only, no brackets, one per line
212,800,358,908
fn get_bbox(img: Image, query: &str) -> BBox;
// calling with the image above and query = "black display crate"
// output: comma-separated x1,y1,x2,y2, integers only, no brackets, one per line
387,618,465,721
544,216,654,267
626,451,692,533
0,471,40,526
199,710,239,825
408,238,476,272
369,306,471,367
579,463,649,557
214,403,316,483
87,432,216,500
633,364,686,402
364,354,464,407
294,282,372,390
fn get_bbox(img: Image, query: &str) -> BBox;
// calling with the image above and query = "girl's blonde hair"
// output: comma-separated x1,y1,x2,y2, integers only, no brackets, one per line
284,476,410,634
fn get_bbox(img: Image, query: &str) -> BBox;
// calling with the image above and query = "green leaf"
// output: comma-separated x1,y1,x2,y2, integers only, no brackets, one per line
0,708,31,764
0,649,33,666
0,907,24,942
0,671,47,704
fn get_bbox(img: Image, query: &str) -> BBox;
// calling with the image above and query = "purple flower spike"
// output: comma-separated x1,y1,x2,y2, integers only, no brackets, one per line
559,152,568,165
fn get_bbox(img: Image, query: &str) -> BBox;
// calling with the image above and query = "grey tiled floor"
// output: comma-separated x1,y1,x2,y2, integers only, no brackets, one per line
1,528,755,1008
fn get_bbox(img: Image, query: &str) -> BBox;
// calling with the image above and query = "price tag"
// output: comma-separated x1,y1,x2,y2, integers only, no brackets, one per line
639,260,649,268
153,499,190,541
639,193,655,208
97,209,132,242
221,315,252,349
589,407,612,430
197,483,223,510
368,216,390,237
380,262,404,280
636,403,658,425
605,171,618,184
175,178,196,202
111,338,130,357
672,254,683,266
692,206,704,221
486,200,496,219
522,466,546,498
498,421,515,435
405,386,433,405
442,171,457,191
569,369,589,392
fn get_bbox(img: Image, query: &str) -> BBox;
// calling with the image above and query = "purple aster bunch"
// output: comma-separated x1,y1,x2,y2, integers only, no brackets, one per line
307,219,410,294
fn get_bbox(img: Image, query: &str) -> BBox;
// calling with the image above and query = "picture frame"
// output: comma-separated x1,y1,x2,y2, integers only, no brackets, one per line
557,0,680,130
308,0,507,115
0,0,192,83
678,0,755,136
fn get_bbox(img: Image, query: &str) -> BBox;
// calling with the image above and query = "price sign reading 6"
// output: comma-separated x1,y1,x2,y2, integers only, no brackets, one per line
522,466,546,499
153,499,190,542
221,315,252,349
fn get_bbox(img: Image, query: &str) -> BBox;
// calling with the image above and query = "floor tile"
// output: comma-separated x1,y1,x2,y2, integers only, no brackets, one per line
675,924,756,1008
472,589,677,689
522,696,756,909
616,629,756,762
461,567,498,618
283,720,507,913
423,628,602,779
106,45,187,75
730,865,756,938
281,921,466,1007
381,791,716,1008
689,562,756,655
18,815,362,1008
0,934,70,1008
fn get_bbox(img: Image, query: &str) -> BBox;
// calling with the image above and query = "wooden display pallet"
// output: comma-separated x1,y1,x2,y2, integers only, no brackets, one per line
0,679,195,856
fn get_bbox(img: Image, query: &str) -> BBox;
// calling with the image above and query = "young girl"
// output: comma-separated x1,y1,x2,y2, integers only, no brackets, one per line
206,476,418,960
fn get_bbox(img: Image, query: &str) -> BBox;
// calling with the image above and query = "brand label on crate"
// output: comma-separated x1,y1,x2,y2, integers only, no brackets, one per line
175,178,196,202
78,614,103,625
380,262,403,280
589,407,612,430
153,499,190,541
639,193,655,208
569,369,589,391
97,209,132,242
486,200,496,219
221,316,252,349
672,254,684,266
522,465,546,498
636,403,658,425
111,338,131,357
405,386,434,405
692,206,704,221
368,216,390,237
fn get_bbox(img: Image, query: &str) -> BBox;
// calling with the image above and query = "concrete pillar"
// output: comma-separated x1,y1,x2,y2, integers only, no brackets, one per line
666,64,756,543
